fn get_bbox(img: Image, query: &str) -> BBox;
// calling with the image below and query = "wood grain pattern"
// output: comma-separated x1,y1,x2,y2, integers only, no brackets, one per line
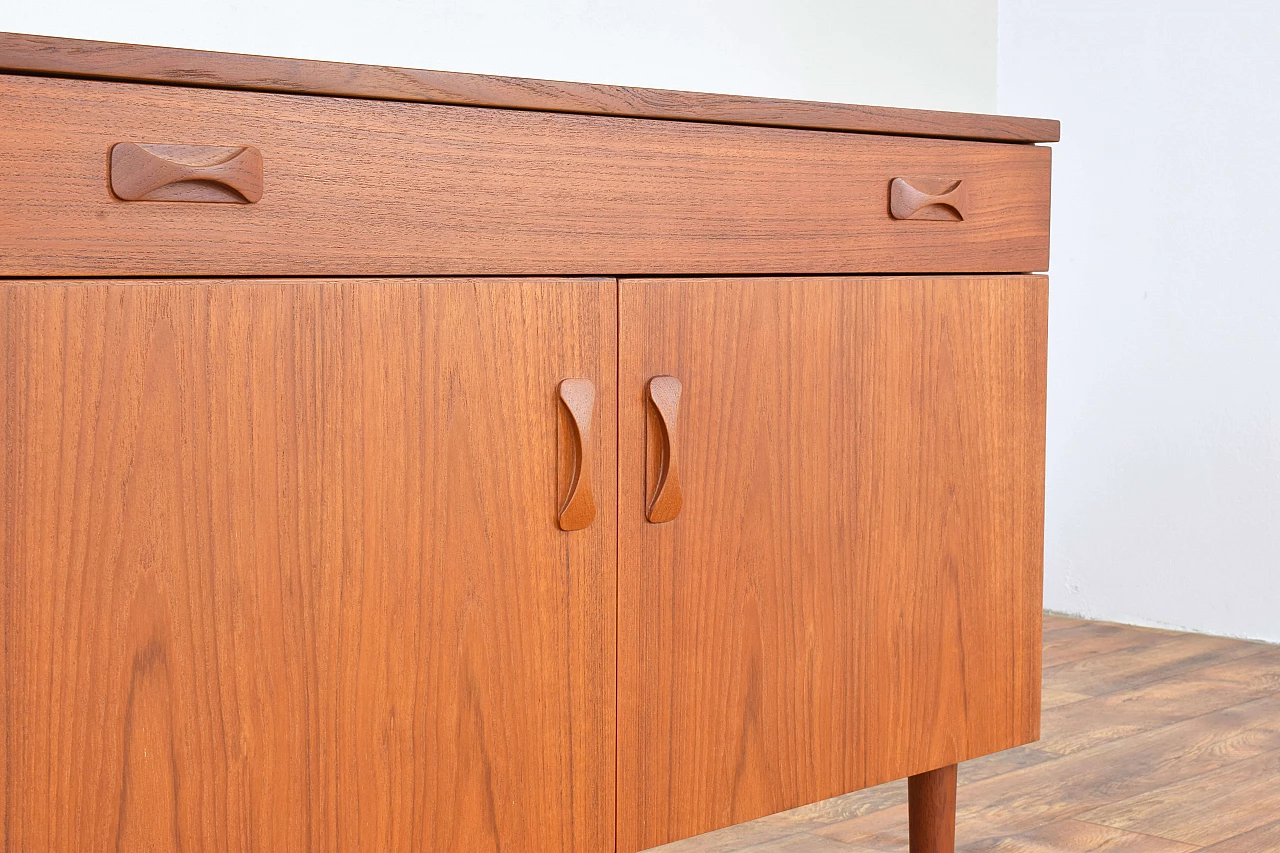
1041,614,1089,630
707,743,1057,849
0,75,1051,278
557,377,597,531
645,375,684,524
710,834,880,852
963,820,1199,853
1197,819,1280,852
0,277,617,853
1076,748,1280,847
1042,631,1267,698
1035,648,1280,755
643,619,1279,852
908,765,957,853
1041,620,1177,668
1040,688,1091,710
644,618,1280,853
817,696,1280,849
109,141,263,203
890,178,968,221
617,276,1047,852
0,31,1060,143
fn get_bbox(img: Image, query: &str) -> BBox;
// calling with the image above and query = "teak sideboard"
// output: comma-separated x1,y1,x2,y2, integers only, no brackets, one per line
0,33,1053,853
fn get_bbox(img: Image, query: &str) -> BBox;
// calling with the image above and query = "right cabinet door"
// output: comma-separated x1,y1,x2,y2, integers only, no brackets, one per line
617,275,1048,852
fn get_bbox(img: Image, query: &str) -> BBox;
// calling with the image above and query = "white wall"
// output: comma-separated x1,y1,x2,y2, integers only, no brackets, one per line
2,1,996,113
1000,1,1280,642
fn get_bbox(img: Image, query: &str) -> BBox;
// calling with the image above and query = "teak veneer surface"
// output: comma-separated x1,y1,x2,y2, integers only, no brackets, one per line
617,276,1047,852
0,31,1060,143
0,76,1050,278
0,277,617,853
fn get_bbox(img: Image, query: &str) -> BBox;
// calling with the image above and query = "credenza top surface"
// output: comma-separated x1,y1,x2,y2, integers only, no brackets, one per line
0,31,1059,144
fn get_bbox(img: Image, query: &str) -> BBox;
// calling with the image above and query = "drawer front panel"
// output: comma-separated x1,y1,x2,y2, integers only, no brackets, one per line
0,76,1049,277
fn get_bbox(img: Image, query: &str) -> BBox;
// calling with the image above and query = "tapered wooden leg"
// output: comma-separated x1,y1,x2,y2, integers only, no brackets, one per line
908,763,957,853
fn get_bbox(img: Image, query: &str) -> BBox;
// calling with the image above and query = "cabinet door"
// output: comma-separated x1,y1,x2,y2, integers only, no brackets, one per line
1,278,615,853
618,276,1047,852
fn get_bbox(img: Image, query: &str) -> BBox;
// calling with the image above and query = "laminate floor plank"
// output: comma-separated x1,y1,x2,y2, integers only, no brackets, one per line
960,820,1199,853
1042,633,1269,698
1040,688,1091,710
646,812,853,853
956,747,1064,786
1041,614,1090,632
1076,748,1280,847
740,834,882,852
1036,648,1280,755
778,784,908,826
1196,819,1280,852
1041,621,1178,668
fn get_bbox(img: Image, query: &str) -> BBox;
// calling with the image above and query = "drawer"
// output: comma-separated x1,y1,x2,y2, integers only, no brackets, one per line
0,75,1050,277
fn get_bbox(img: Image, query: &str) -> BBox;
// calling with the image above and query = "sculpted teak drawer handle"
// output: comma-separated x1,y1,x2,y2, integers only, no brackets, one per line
889,177,968,221
110,142,264,203
646,375,683,524
558,378,596,531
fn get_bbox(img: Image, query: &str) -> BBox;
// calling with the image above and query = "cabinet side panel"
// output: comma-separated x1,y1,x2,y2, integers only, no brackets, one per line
0,278,617,853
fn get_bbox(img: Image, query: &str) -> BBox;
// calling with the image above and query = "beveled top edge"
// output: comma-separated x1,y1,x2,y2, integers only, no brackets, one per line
0,32,1060,143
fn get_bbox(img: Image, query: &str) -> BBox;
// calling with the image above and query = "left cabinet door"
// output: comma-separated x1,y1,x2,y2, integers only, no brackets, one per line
0,278,617,853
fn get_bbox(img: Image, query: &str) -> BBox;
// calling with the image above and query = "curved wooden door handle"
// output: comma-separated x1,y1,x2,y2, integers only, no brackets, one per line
558,378,596,531
110,142,263,203
889,177,967,221
646,375,683,524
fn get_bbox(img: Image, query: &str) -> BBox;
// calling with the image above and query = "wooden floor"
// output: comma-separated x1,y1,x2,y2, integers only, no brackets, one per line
649,614,1280,852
